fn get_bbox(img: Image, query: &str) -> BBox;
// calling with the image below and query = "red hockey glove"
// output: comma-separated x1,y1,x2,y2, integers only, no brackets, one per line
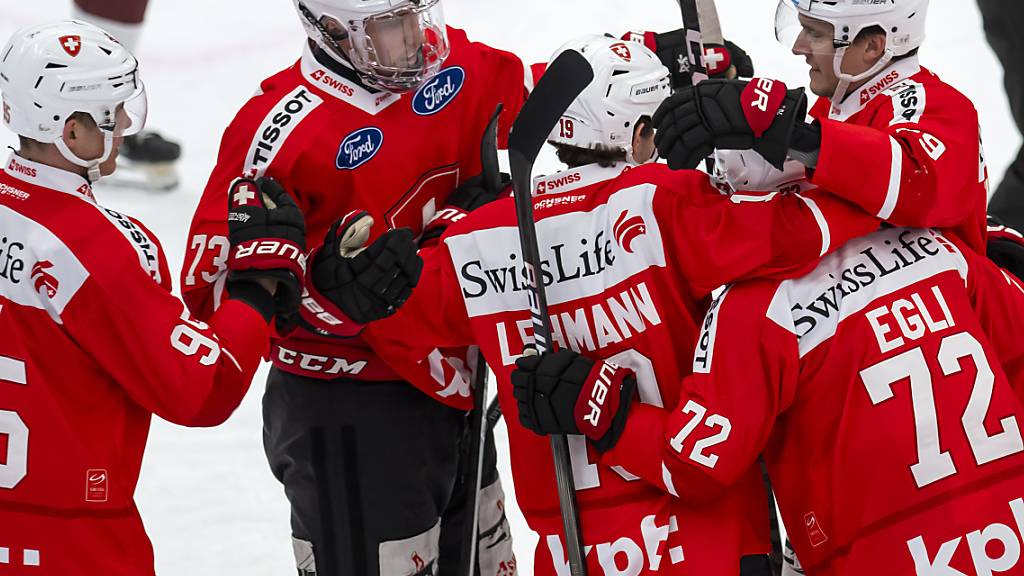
622,30,755,87
306,211,423,334
226,177,307,334
653,77,811,170
988,215,1024,282
420,172,512,248
512,349,637,453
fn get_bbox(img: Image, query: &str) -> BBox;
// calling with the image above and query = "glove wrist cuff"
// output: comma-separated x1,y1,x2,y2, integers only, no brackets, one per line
227,280,276,323
228,238,307,283
301,246,366,337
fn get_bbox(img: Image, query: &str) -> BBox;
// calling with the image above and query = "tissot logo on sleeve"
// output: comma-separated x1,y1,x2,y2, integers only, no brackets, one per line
412,66,465,116
336,127,384,170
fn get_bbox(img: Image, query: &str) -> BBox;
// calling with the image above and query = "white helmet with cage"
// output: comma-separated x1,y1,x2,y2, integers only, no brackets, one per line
293,0,449,93
547,34,671,165
0,20,147,182
775,0,929,102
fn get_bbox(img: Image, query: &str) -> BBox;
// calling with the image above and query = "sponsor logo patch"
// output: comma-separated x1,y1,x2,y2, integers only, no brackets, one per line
613,211,647,254
30,260,58,298
336,127,384,170
860,69,901,105
412,66,465,116
85,468,108,502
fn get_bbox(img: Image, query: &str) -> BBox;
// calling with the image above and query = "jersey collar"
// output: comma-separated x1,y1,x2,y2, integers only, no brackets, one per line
300,46,402,115
3,152,95,202
532,162,629,196
826,55,922,121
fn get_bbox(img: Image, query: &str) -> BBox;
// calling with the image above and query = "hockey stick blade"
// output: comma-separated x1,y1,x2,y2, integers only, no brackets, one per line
481,103,504,193
509,48,594,576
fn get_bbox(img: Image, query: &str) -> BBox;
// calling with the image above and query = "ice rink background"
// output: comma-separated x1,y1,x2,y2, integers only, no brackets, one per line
0,1,1016,573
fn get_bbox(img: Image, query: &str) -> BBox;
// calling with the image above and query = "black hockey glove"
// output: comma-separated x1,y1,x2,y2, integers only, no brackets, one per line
309,212,423,328
420,172,512,246
653,77,810,170
512,349,637,453
623,31,755,88
988,216,1024,282
225,177,307,334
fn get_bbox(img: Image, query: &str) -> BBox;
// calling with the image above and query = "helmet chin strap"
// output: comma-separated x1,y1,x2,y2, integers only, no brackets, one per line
54,130,113,184
830,46,895,105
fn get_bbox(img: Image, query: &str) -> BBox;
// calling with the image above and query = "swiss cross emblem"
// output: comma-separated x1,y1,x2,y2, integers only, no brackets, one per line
609,42,632,62
232,183,257,207
59,35,82,57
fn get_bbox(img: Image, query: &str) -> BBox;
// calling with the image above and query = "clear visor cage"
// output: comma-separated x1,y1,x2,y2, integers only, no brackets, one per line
774,0,895,103
50,66,148,182
299,0,450,92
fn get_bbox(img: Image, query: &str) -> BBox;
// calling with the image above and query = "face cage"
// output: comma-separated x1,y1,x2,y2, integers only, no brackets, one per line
298,1,449,93
775,0,896,103
775,0,850,56
54,81,147,183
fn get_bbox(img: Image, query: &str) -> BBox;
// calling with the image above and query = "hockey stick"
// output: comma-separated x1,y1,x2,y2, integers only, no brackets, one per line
508,48,594,576
677,0,709,84
486,396,502,433
462,103,503,576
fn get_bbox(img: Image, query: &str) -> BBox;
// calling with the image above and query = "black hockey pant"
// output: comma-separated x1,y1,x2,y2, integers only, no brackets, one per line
263,368,508,576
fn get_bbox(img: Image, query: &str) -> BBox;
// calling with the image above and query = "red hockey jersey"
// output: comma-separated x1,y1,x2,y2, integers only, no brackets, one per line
808,57,989,253
181,29,528,410
365,161,879,575
658,226,1024,575
0,154,269,575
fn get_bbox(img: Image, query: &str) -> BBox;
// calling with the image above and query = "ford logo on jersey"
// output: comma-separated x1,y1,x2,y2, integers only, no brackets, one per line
336,127,384,170
412,66,465,116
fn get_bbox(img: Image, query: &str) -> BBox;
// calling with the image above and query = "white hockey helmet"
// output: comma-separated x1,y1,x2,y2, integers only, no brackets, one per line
775,0,929,102
293,0,449,93
711,149,808,194
547,34,670,165
0,20,147,182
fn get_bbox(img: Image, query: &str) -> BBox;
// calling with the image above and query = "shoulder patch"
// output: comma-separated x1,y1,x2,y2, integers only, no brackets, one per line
693,286,729,374
886,79,926,126
412,66,465,116
244,86,324,178
100,208,162,283
336,127,384,170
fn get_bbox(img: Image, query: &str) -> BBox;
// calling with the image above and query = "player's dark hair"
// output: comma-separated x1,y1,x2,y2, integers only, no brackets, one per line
550,117,653,168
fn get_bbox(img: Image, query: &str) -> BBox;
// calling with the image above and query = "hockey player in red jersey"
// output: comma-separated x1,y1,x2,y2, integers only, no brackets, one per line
0,21,308,575
654,0,990,255
358,35,882,575
180,0,529,573
179,0,753,573
612,225,1024,576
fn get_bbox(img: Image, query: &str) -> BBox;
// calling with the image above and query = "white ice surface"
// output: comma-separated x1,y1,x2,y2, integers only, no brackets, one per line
0,1,1015,574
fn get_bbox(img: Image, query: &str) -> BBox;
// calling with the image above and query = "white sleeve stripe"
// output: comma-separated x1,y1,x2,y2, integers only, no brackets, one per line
212,273,227,311
523,61,535,94
797,194,831,257
0,356,27,385
878,137,903,220
662,462,679,497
